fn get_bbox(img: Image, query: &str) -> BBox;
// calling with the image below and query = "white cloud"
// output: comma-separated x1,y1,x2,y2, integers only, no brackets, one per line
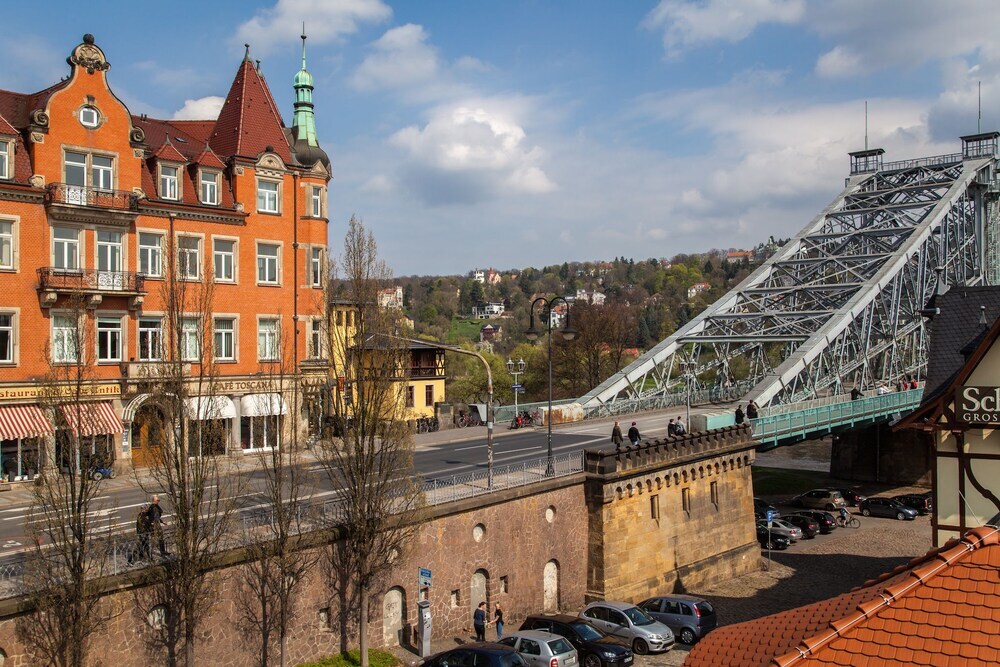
172,96,226,120
643,0,805,58
234,0,392,56
350,24,440,91
814,46,862,79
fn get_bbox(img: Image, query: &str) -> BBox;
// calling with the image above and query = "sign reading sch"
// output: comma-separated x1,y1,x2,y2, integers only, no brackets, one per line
955,386,1000,426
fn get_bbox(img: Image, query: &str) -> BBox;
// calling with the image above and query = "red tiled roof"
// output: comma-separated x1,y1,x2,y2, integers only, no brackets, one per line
210,59,291,163
0,113,16,136
194,144,227,169
685,526,1000,667
153,138,188,163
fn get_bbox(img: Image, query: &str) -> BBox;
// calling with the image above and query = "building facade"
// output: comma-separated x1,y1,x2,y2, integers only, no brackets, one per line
0,34,330,476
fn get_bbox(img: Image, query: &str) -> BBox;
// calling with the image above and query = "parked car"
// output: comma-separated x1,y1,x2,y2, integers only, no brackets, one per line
421,644,528,667
637,595,718,645
790,510,837,534
780,514,819,539
580,601,675,655
836,488,867,507
758,518,803,542
859,497,919,520
893,493,933,515
754,497,778,519
756,524,791,550
791,489,847,511
519,614,633,667
499,631,579,667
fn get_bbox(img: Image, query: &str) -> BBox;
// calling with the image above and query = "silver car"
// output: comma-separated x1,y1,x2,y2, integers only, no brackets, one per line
580,601,675,654
500,630,579,667
764,518,804,542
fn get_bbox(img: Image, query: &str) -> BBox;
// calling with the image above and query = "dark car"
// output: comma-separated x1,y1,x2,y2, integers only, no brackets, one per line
789,510,837,534
421,643,529,667
638,595,718,645
520,614,633,667
753,497,778,520
860,497,919,520
836,488,867,507
756,523,791,550
893,493,932,515
780,513,819,538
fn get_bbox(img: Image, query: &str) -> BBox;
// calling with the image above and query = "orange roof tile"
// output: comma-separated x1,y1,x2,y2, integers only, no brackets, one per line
210,58,291,163
685,526,1000,667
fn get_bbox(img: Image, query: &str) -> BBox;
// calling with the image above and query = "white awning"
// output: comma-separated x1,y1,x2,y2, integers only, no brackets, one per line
240,393,289,417
183,396,236,420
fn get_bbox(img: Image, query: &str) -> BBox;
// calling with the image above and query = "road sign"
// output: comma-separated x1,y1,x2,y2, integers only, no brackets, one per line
511,384,523,389
418,567,432,588
765,509,778,522
515,387,526,394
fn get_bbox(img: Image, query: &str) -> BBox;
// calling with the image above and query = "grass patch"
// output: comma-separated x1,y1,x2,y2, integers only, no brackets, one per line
752,466,834,497
447,318,501,344
298,649,401,667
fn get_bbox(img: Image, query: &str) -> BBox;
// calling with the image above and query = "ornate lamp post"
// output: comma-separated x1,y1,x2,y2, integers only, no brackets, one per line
506,357,526,423
525,297,577,475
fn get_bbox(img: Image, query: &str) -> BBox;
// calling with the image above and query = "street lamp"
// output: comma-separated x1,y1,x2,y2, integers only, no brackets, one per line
525,297,577,475
679,360,695,427
506,357,526,424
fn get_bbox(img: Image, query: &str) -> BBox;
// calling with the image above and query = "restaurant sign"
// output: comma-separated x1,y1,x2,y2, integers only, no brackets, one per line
955,386,1000,425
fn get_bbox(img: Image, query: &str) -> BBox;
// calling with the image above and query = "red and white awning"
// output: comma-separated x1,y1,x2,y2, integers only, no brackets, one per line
0,405,55,440
59,401,123,437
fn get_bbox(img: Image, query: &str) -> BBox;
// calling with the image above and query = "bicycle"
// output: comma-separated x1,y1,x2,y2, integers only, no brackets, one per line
837,514,860,529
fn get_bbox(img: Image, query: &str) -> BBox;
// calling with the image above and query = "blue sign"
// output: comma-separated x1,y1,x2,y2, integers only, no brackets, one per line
765,509,778,522
511,384,523,389
418,567,432,587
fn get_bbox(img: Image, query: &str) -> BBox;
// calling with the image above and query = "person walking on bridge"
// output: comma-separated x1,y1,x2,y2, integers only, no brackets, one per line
627,422,641,446
735,405,745,425
612,421,623,450
746,401,759,420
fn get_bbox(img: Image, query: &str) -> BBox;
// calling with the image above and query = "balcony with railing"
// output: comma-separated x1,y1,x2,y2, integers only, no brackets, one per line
37,268,146,308
44,183,140,225
408,365,445,379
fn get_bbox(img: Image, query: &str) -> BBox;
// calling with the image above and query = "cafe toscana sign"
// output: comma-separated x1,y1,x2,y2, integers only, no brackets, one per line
955,386,1000,426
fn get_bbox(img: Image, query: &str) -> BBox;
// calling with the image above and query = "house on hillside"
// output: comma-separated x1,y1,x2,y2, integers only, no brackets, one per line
575,289,606,306
378,286,404,310
726,250,755,263
472,302,505,319
480,324,502,342
687,282,711,299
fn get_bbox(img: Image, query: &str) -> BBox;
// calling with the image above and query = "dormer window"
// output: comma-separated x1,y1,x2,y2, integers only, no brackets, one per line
0,140,9,180
200,170,219,205
159,164,179,200
79,106,100,129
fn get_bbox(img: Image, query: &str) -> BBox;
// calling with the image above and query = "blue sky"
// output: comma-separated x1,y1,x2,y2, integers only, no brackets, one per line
2,1,997,275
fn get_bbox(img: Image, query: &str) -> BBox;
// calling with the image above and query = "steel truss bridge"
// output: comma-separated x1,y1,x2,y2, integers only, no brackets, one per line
578,133,1000,436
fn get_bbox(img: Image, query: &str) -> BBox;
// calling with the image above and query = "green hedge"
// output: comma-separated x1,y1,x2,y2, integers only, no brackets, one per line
298,649,402,667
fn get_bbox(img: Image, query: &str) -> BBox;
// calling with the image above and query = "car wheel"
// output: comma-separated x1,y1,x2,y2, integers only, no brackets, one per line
862,508,871,517
632,639,649,655
584,653,602,667
91,471,103,482
680,628,696,645
896,512,905,520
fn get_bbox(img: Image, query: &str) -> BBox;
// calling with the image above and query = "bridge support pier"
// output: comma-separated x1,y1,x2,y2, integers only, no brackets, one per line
830,423,933,486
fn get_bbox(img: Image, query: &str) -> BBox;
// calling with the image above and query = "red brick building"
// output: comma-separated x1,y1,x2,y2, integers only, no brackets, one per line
0,34,330,476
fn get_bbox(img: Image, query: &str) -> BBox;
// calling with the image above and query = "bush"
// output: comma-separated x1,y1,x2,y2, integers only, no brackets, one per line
298,649,402,667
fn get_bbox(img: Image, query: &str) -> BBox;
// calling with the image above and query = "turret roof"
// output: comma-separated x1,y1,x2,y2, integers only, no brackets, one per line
210,58,291,163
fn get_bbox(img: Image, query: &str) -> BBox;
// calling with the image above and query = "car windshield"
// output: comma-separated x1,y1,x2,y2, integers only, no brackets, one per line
696,601,715,615
548,639,572,655
570,623,603,640
623,607,654,625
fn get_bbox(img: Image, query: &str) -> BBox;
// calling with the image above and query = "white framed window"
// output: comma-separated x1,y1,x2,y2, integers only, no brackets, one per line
64,151,114,191
256,180,279,213
92,155,113,191
97,316,122,362
257,318,279,361
96,230,123,273
180,317,200,362
137,317,163,361
308,318,324,359
79,106,100,128
0,140,9,180
310,247,323,287
214,317,236,361
310,186,323,217
0,312,15,363
200,171,219,205
53,227,81,271
256,243,279,284
52,314,79,363
177,236,201,280
138,232,163,277
213,239,235,282
159,165,179,200
241,414,281,451
0,220,14,269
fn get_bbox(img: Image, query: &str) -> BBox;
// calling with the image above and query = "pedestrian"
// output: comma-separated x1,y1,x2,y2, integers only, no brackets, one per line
627,421,641,446
735,405,745,425
674,416,686,435
877,384,888,396
667,418,676,436
746,401,758,420
851,386,863,401
132,502,153,563
473,601,488,641
897,378,906,392
147,494,169,558
611,421,623,451
909,377,918,390
494,602,505,640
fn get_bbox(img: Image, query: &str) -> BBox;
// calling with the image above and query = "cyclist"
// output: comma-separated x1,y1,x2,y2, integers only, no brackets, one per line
838,506,849,527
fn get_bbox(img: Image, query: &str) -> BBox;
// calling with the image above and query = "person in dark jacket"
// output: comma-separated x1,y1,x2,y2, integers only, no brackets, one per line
735,405,745,424
627,422,640,446
611,421,623,450
746,401,759,419
667,418,676,436
147,495,169,558
494,602,505,640
473,601,488,641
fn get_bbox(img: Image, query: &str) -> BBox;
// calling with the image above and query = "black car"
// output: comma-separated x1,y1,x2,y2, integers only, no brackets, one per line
520,614,633,667
860,497,919,520
893,493,933,515
421,644,528,667
753,497,778,520
836,488,867,507
780,513,819,538
789,510,837,534
756,524,790,550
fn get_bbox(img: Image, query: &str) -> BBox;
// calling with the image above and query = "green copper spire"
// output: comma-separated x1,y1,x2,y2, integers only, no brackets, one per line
292,26,318,148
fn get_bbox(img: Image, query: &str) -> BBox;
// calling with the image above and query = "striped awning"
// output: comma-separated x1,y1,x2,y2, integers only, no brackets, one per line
0,405,55,440
59,401,123,437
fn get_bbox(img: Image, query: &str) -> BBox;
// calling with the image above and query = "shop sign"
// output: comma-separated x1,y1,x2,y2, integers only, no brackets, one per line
0,383,119,402
955,386,1000,425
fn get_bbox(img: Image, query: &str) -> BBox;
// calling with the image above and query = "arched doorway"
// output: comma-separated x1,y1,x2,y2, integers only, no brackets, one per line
470,569,489,616
543,560,560,612
130,403,165,469
382,587,406,647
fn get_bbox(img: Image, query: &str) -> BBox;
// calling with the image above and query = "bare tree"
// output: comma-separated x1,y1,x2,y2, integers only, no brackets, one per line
134,230,245,666
318,217,423,667
16,295,113,667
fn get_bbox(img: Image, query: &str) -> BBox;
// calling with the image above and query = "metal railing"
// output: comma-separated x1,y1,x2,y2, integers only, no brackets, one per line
494,399,577,424
422,451,583,505
37,267,147,293
880,153,963,173
45,182,139,211
581,381,755,419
